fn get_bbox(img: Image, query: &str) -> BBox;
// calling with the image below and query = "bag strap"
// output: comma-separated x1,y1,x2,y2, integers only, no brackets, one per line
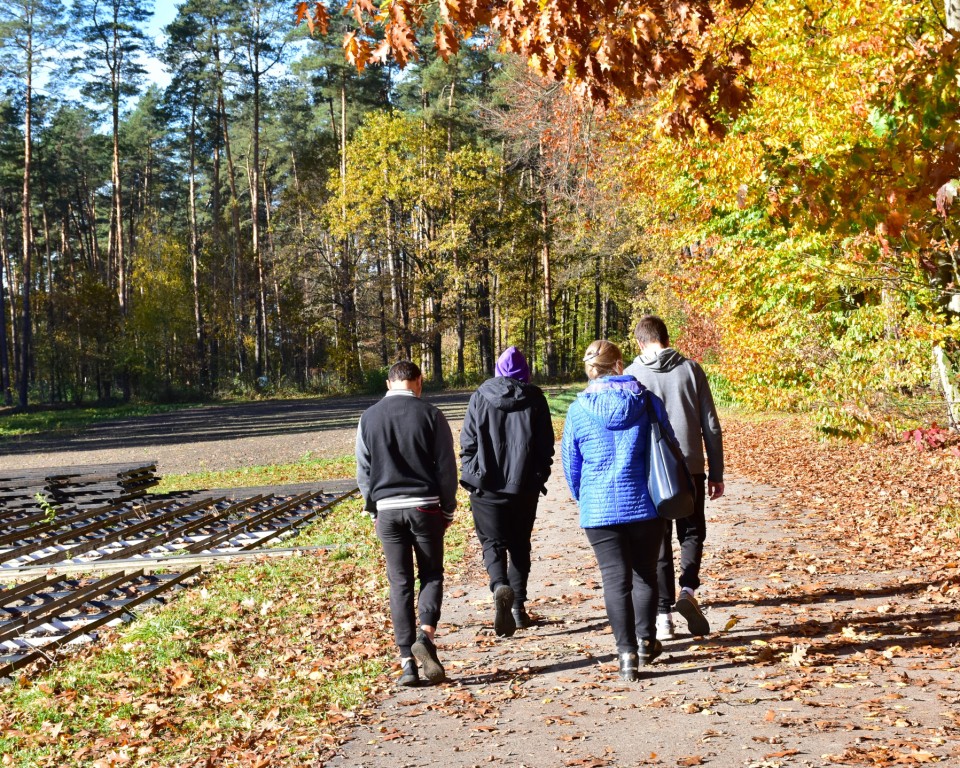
644,393,663,439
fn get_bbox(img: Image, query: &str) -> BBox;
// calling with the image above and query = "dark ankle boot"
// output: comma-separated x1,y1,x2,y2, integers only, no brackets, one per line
512,605,531,629
639,638,663,666
618,652,639,682
493,585,517,637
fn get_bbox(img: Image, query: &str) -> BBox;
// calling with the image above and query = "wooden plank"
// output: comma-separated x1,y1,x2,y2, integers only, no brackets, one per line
0,567,199,678
0,570,139,645
1,546,336,578
25,497,225,567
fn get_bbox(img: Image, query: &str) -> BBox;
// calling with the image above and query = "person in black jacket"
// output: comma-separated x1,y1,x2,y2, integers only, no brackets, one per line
356,361,458,686
460,346,555,637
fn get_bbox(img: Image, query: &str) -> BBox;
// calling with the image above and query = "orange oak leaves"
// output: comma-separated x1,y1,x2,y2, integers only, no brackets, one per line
295,0,756,135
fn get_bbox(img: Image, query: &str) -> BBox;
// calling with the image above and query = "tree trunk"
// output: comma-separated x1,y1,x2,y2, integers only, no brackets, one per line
41,202,56,402
385,199,402,357
538,139,557,379
593,252,602,339
219,89,245,375
0,222,11,406
477,257,493,376
188,98,206,391
430,295,443,385
19,38,34,409
377,253,388,366
250,51,267,378
934,345,960,429
110,41,125,313
1,211,19,382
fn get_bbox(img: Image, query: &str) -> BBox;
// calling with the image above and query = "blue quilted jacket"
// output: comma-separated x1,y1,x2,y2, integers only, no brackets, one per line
562,375,678,528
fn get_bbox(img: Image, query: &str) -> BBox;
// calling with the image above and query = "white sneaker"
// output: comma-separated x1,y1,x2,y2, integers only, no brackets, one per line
655,613,675,641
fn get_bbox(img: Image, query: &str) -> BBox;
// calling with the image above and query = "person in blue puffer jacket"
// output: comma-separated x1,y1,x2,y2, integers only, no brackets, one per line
562,339,681,682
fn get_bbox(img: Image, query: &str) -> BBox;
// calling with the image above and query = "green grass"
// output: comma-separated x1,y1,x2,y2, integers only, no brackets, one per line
156,454,358,493
544,384,580,437
0,495,396,767
0,402,206,439
0,468,482,767
544,384,580,417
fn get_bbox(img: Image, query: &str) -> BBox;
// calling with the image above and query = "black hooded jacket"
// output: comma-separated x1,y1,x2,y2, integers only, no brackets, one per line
459,377,555,496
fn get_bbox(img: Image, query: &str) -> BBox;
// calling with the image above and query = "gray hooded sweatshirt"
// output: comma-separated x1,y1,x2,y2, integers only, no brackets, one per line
624,348,723,482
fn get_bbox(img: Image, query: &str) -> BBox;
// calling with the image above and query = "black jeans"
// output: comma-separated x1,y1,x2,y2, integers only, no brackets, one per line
584,517,665,654
657,474,707,613
376,505,446,657
470,492,539,606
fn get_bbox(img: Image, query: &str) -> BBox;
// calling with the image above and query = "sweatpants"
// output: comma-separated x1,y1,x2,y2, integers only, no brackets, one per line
376,505,446,657
470,491,539,606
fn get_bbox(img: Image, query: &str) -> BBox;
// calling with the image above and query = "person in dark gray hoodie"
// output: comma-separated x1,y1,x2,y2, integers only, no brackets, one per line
624,316,724,639
460,346,555,637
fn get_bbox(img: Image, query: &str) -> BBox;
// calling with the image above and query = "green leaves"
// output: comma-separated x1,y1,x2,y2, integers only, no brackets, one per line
867,107,896,138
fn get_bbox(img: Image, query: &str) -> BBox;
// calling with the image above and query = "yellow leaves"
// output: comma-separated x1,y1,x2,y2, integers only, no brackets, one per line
438,0,461,24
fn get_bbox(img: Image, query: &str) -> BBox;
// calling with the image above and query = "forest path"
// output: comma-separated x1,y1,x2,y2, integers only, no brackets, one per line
0,392,472,474
326,469,960,768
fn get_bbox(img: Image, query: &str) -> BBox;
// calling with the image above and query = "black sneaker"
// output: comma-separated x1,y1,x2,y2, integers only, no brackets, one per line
618,652,639,682
512,605,531,629
638,638,662,666
399,659,419,687
493,585,517,637
674,592,710,636
411,632,446,684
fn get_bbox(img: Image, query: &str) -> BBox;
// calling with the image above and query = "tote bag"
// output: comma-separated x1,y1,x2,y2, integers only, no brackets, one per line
645,398,695,520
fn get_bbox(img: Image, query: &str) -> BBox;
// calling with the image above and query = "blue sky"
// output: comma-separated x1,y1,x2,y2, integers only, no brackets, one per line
143,0,179,89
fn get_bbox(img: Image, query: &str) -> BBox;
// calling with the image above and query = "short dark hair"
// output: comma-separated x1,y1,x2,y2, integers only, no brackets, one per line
388,360,422,382
634,315,670,347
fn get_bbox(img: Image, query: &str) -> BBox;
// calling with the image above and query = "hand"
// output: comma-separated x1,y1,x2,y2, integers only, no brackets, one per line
708,481,724,500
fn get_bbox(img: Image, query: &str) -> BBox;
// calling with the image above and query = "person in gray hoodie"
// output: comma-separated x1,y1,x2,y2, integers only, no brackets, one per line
624,315,724,639
460,346,555,637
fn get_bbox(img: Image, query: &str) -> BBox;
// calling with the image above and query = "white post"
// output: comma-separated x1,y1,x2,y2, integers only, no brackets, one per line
933,345,960,430
947,0,960,34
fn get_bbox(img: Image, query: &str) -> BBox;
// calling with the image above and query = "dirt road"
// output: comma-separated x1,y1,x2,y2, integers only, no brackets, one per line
0,392,472,475
326,472,960,767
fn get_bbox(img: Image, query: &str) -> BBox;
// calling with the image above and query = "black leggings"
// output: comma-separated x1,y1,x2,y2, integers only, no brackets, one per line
584,517,665,653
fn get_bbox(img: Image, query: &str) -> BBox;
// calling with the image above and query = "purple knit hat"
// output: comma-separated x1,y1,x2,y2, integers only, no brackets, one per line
495,346,531,383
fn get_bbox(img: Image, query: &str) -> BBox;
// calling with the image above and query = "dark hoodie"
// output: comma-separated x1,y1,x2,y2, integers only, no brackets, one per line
460,376,555,496
624,348,723,481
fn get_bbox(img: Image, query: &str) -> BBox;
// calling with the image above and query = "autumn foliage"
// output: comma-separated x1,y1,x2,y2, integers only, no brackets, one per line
296,0,756,135
587,0,960,432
